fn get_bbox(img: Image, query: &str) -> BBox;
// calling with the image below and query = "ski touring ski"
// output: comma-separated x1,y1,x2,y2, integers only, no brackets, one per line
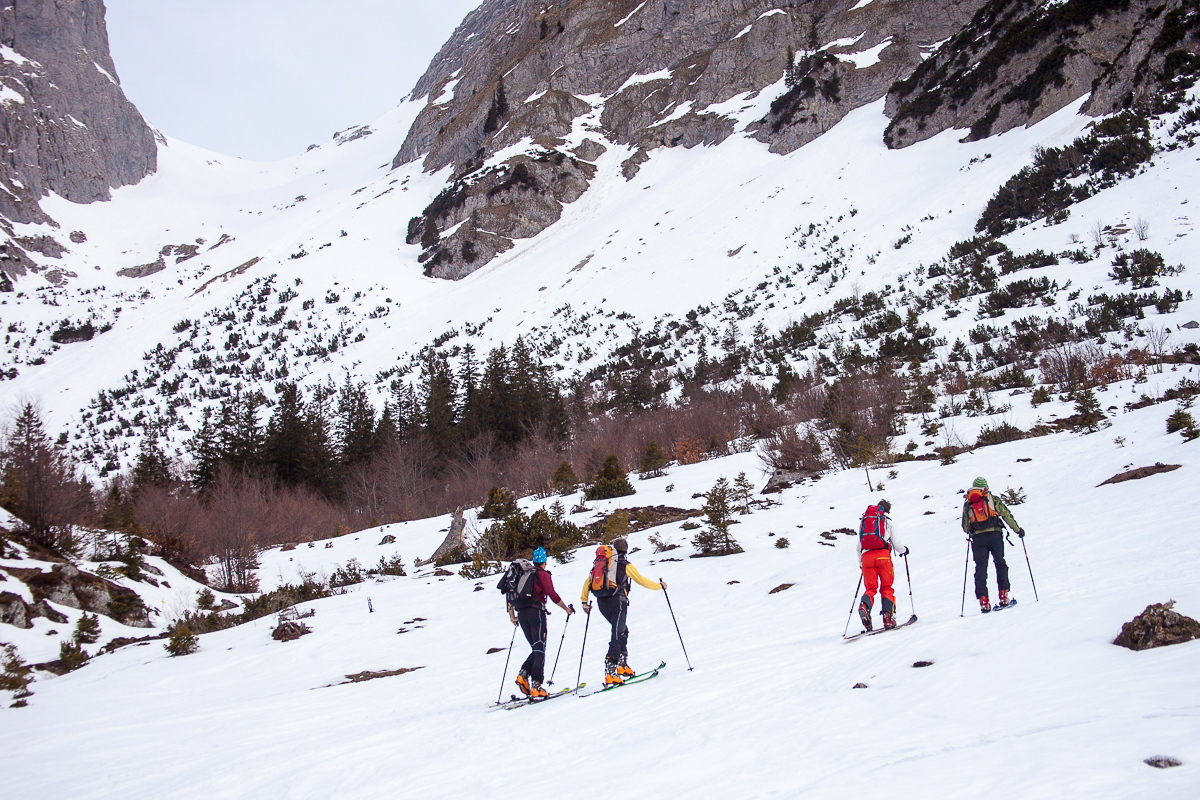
843,615,917,641
991,598,1018,612
488,683,584,710
580,661,666,697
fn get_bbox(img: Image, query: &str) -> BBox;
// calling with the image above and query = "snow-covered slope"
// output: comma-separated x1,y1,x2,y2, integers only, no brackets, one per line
2,384,1197,797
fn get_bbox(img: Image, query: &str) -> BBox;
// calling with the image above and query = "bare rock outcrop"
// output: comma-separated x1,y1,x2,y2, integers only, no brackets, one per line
417,508,469,566
0,0,157,231
396,0,987,278
4,563,151,628
0,589,69,628
884,0,1200,149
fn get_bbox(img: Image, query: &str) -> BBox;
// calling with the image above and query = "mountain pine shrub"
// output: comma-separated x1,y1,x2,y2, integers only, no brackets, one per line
58,640,89,672
480,485,518,519
1,643,34,706
165,624,199,657
585,455,635,501
73,613,101,645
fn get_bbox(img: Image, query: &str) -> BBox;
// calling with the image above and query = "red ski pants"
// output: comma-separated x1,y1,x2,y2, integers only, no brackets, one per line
861,550,895,610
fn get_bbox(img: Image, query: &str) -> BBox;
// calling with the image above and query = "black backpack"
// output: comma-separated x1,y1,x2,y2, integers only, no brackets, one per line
497,559,538,609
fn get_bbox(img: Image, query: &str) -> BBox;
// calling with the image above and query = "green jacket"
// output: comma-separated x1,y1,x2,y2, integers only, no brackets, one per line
961,491,1021,536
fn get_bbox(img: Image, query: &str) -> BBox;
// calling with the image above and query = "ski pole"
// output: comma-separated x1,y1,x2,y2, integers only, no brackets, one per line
661,582,693,671
960,540,971,617
1020,537,1039,602
547,605,573,685
497,622,518,705
903,553,916,618
574,603,592,694
843,574,863,638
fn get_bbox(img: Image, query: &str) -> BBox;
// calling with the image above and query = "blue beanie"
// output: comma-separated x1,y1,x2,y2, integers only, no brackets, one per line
532,547,547,564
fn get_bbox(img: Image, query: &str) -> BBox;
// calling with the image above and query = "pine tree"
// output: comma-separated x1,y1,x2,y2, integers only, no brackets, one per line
586,454,636,501
373,402,399,451
0,403,90,550
692,476,742,556
733,472,755,515
392,382,421,440
457,344,483,439
639,441,668,478
421,353,459,460
265,382,313,486
336,377,378,467
187,407,222,491
552,460,579,494
130,431,174,498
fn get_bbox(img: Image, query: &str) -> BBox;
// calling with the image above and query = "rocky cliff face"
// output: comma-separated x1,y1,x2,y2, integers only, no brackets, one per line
0,0,157,273
884,0,1200,148
398,0,989,280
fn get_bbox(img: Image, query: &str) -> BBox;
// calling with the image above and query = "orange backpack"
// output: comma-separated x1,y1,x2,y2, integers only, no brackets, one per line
966,488,999,527
590,545,618,597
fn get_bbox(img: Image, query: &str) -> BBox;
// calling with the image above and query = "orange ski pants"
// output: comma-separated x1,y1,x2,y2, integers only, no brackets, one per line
861,550,896,610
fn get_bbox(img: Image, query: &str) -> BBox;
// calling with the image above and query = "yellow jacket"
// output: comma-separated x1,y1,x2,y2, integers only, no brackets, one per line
581,562,661,602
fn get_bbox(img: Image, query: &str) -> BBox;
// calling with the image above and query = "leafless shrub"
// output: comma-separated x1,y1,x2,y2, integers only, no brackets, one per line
1089,219,1105,250
1145,325,1172,373
1039,341,1115,391
1134,217,1150,241
758,424,828,475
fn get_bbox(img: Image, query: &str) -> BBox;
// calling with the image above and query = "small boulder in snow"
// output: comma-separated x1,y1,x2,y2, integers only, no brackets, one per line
1113,601,1200,651
271,621,311,642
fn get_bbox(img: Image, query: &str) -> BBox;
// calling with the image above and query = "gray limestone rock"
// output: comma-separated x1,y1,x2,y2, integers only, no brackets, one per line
395,0,988,278
884,0,1196,149
5,563,151,628
0,0,157,227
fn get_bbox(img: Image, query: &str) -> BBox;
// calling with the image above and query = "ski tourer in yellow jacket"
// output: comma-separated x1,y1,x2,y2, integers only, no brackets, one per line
580,537,664,685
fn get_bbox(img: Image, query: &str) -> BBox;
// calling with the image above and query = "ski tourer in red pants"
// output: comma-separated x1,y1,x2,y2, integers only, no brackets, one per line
857,499,908,631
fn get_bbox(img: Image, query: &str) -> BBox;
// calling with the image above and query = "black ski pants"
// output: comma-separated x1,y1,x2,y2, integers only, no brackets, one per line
517,606,547,683
971,530,1010,599
597,594,629,665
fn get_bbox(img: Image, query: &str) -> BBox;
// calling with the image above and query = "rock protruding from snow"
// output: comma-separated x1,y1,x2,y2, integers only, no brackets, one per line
1113,601,1200,651
0,0,157,228
4,563,152,628
417,508,468,567
0,590,68,628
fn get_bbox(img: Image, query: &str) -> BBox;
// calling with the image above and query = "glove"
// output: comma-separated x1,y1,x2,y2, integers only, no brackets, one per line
1017,528,1025,538
901,546,910,556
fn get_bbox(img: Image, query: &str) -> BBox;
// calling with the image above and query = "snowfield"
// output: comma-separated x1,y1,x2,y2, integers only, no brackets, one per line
3,390,1198,798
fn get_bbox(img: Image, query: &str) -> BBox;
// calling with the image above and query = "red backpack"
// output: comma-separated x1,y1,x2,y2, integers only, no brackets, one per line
859,505,889,551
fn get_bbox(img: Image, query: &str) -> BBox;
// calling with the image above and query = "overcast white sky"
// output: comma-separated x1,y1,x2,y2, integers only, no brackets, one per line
105,0,481,162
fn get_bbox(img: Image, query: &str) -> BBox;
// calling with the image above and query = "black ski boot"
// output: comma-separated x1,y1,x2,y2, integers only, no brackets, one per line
858,595,873,631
